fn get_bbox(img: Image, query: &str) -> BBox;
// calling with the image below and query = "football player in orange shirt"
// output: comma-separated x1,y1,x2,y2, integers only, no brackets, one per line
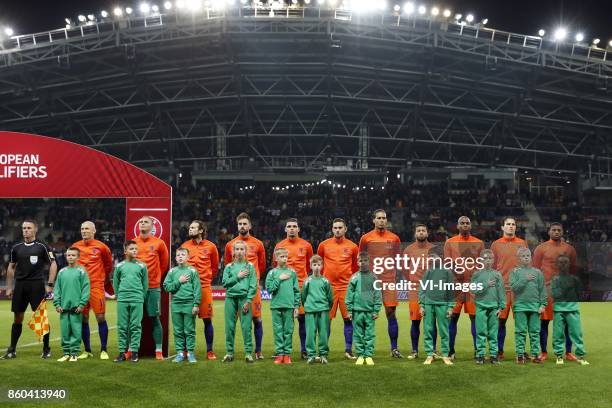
72,221,113,360
224,213,266,360
402,223,437,359
533,222,578,362
444,216,484,360
133,216,170,360
317,218,359,359
490,216,528,360
359,209,403,358
273,218,313,360
180,220,219,360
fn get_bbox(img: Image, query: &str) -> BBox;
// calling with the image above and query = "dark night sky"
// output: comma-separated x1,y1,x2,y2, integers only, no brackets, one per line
1,0,611,42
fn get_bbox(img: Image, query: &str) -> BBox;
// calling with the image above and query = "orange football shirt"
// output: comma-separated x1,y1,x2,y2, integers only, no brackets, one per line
133,235,169,289
72,239,113,288
180,239,219,288
317,237,359,292
224,235,266,279
273,237,313,287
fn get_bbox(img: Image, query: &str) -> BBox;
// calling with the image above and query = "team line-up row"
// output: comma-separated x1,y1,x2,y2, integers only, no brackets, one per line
2,211,588,367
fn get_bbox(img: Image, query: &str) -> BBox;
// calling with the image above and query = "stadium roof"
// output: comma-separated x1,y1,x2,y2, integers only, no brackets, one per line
1,6,611,177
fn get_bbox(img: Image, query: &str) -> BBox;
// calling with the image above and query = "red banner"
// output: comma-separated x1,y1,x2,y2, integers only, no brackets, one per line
0,132,170,197
1,131,172,357
212,288,227,300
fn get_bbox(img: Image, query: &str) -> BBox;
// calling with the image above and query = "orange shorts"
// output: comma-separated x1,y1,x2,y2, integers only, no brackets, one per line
198,286,214,319
541,296,554,321
83,287,105,317
452,300,476,315
498,290,513,320
251,286,262,318
378,274,398,308
330,289,349,320
409,301,422,320
382,289,398,308
452,291,476,315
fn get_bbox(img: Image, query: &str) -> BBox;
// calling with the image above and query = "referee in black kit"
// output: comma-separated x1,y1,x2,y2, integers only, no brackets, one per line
2,220,57,359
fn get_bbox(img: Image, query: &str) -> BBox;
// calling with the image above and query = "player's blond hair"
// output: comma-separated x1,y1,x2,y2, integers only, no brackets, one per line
231,240,247,261
66,247,80,256
81,220,96,231
517,247,531,256
310,255,323,265
232,240,247,251
274,247,289,257
236,212,251,223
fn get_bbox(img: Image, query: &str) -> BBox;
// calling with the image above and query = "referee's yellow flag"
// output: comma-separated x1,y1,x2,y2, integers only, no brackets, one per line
28,300,50,341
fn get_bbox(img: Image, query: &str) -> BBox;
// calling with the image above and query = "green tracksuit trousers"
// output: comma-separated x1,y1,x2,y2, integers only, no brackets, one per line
224,296,253,355
60,311,82,355
476,306,499,358
272,308,294,356
353,311,376,358
514,311,540,357
553,311,585,357
305,311,330,358
117,302,143,352
423,304,450,357
172,304,196,353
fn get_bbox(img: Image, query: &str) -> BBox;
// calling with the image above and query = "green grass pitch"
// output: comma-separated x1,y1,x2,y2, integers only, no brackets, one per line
1,300,611,407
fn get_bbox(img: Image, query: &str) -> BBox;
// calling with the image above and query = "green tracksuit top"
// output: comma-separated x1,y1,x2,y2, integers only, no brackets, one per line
509,266,547,312
345,271,382,313
418,268,456,308
301,275,333,313
551,274,581,312
265,266,300,309
53,266,90,310
222,261,257,301
163,265,202,307
470,268,506,309
113,260,148,303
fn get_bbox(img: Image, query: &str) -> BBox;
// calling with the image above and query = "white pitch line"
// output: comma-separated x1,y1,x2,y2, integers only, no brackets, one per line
19,325,117,348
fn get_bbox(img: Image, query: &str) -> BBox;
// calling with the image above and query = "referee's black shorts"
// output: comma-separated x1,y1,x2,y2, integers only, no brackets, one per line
11,280,46,313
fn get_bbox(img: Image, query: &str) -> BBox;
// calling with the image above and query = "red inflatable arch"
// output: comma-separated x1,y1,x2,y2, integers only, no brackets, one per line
0,131,172,357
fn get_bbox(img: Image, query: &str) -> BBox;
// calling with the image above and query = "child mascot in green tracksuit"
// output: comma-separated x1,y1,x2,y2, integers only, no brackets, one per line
551,254,589,366
222,240,257,363
471,249,506,364
54,247,90,362
302,255,333,365
510,247,547,364
266,247,300,364
419,245,455,366
346,252,382,366
113,240,148,363
163,247,202,363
